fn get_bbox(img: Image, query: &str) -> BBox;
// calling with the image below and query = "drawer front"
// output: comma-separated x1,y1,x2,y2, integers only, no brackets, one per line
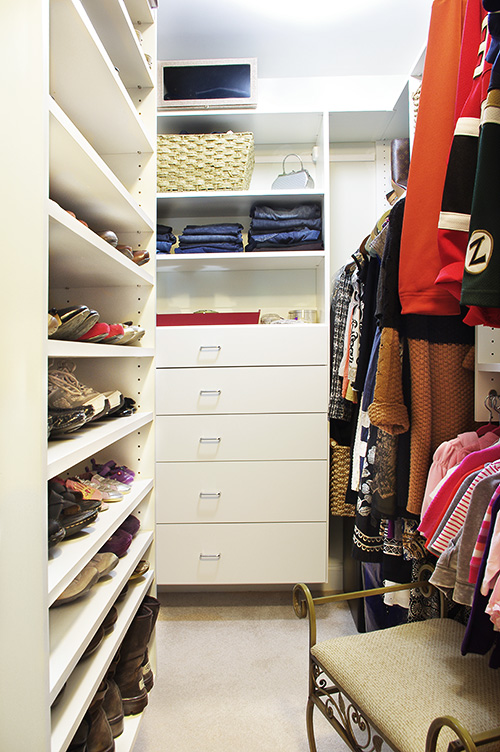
156,366,328,415
156,413,328,462
156,522,328,585
155,460,328,523
156,324,328,367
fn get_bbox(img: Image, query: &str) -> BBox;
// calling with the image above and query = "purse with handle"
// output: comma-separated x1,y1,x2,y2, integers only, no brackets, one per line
272,153,315,189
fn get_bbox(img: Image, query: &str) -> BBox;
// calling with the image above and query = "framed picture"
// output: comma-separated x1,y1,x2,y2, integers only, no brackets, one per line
157,58,257,110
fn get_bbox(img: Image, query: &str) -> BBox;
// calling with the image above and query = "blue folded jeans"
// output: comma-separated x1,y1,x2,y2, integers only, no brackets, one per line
182,223,243,235
250,204,321,221
179,234,242,245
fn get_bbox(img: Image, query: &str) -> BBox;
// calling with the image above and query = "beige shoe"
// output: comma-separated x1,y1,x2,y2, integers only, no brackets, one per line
53,565,99,607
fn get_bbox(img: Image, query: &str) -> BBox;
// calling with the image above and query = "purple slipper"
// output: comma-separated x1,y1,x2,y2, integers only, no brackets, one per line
99,528,133,558
119,515,140,538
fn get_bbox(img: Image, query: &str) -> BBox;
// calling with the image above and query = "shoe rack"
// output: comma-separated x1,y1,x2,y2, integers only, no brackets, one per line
1,1,156,750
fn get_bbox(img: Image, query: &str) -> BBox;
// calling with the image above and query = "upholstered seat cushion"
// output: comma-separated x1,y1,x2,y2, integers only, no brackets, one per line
311,618,500,752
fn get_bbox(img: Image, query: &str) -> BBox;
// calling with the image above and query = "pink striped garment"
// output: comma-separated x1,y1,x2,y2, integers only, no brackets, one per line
430,461,500,555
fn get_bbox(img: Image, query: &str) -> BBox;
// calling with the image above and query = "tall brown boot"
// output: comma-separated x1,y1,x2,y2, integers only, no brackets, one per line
103,650,124,738
114,603,153,715
86,680,114,752
141,595,160,692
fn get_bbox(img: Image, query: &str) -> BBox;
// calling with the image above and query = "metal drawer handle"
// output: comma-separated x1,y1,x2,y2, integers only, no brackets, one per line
199,437,221,444
199,491,221,499
199,553,221,561
199,345,221,351
200,390,221,396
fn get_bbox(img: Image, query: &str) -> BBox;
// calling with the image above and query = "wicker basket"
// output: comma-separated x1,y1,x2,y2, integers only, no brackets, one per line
157,132,255,192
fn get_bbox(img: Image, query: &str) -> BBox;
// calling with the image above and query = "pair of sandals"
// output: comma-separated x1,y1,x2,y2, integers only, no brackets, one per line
48,479,102,547
79,320,145,345
48,306,145,345
98,229,150,266
48,305,99,341
91,458,135,485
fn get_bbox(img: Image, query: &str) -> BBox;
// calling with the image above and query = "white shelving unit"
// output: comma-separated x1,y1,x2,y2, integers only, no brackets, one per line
475,327,500,420
0,0,156,749
155,108,330,586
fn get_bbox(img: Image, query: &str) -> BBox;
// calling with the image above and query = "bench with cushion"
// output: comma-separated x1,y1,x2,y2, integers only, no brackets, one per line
292,576,500,752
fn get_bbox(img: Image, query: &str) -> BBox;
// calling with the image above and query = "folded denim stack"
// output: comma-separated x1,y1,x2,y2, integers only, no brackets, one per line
156,224,177,254
246,203,323,252
175,222,244,254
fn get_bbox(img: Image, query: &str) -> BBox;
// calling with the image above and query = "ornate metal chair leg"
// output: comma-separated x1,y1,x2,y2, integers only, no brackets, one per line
306,696,318,752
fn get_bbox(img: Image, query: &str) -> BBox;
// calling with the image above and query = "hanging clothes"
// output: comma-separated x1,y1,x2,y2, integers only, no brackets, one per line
398,0,468,317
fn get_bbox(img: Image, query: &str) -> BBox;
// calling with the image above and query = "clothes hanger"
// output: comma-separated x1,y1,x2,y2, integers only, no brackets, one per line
477,389,500,435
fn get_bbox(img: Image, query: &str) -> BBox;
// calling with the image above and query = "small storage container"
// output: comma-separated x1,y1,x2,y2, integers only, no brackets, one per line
157,132,255,192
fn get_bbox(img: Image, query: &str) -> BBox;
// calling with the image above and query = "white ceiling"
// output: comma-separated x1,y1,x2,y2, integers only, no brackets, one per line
157,0,434,81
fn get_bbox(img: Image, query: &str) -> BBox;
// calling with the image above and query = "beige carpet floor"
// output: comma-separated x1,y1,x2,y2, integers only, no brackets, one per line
133,590,358,752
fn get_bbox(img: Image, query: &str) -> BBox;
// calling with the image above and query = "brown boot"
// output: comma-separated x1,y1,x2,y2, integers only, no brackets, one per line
141,595,160,692
86,680,114,752
103,651,124,738
114,603,153,715
67,715,89,752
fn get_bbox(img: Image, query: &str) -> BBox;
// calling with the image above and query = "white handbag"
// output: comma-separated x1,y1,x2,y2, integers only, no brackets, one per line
272,153,315,190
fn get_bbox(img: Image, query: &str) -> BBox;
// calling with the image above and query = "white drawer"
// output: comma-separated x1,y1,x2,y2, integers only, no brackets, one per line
155,413,328,461
156,365,328,415
156,522,328,585
156,324,328,367
155,460,328,523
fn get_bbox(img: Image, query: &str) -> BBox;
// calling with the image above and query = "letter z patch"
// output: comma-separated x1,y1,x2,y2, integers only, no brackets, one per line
465,230,494,274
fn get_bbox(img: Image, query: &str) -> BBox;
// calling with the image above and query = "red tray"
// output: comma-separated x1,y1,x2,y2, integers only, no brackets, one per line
157,311,261,326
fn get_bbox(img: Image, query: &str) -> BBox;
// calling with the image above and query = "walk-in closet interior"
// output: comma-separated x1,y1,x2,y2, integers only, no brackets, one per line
4,0,500,750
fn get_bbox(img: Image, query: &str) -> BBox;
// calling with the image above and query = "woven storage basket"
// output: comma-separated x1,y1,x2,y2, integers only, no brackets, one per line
157,132,255,192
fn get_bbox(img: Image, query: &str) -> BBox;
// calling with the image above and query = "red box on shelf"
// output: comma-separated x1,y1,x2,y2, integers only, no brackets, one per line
156,311,261,326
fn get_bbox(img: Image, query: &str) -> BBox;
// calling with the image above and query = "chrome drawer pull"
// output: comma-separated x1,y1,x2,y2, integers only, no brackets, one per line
199,345,221,351
199,390,221,396
199,437,221,444
199,553,221,561
199,491,221,499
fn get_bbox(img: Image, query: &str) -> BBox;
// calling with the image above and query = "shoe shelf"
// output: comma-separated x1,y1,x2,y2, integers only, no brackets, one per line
49,532,154,700
114,711,146,752
47,412,154,480
157,250,326,273
81,0,154,90
50,571,154,752
123,0,155,26
48,478,153,603
48,340,155,359
49,200,154,289
49,99,154,233
50,0,154,159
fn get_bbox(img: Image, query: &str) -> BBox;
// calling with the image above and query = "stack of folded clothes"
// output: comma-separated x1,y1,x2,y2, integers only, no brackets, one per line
246,203,323,252
175,222,244,253
156,224,177,254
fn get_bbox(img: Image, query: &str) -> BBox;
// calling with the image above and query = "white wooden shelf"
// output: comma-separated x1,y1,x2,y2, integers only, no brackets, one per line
156,250,326,272
329,106,409,143
49,99,154,234
115,711,146,752
123,0,154,26
49,200,154,289
50,532,154,700
81,0,155,90
47,412,154,480
50,0,154,157
477,362,500,373
48,478,153,603
157,109,325,143
157,189,325,218
50,571,154,752
48,339,155,359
